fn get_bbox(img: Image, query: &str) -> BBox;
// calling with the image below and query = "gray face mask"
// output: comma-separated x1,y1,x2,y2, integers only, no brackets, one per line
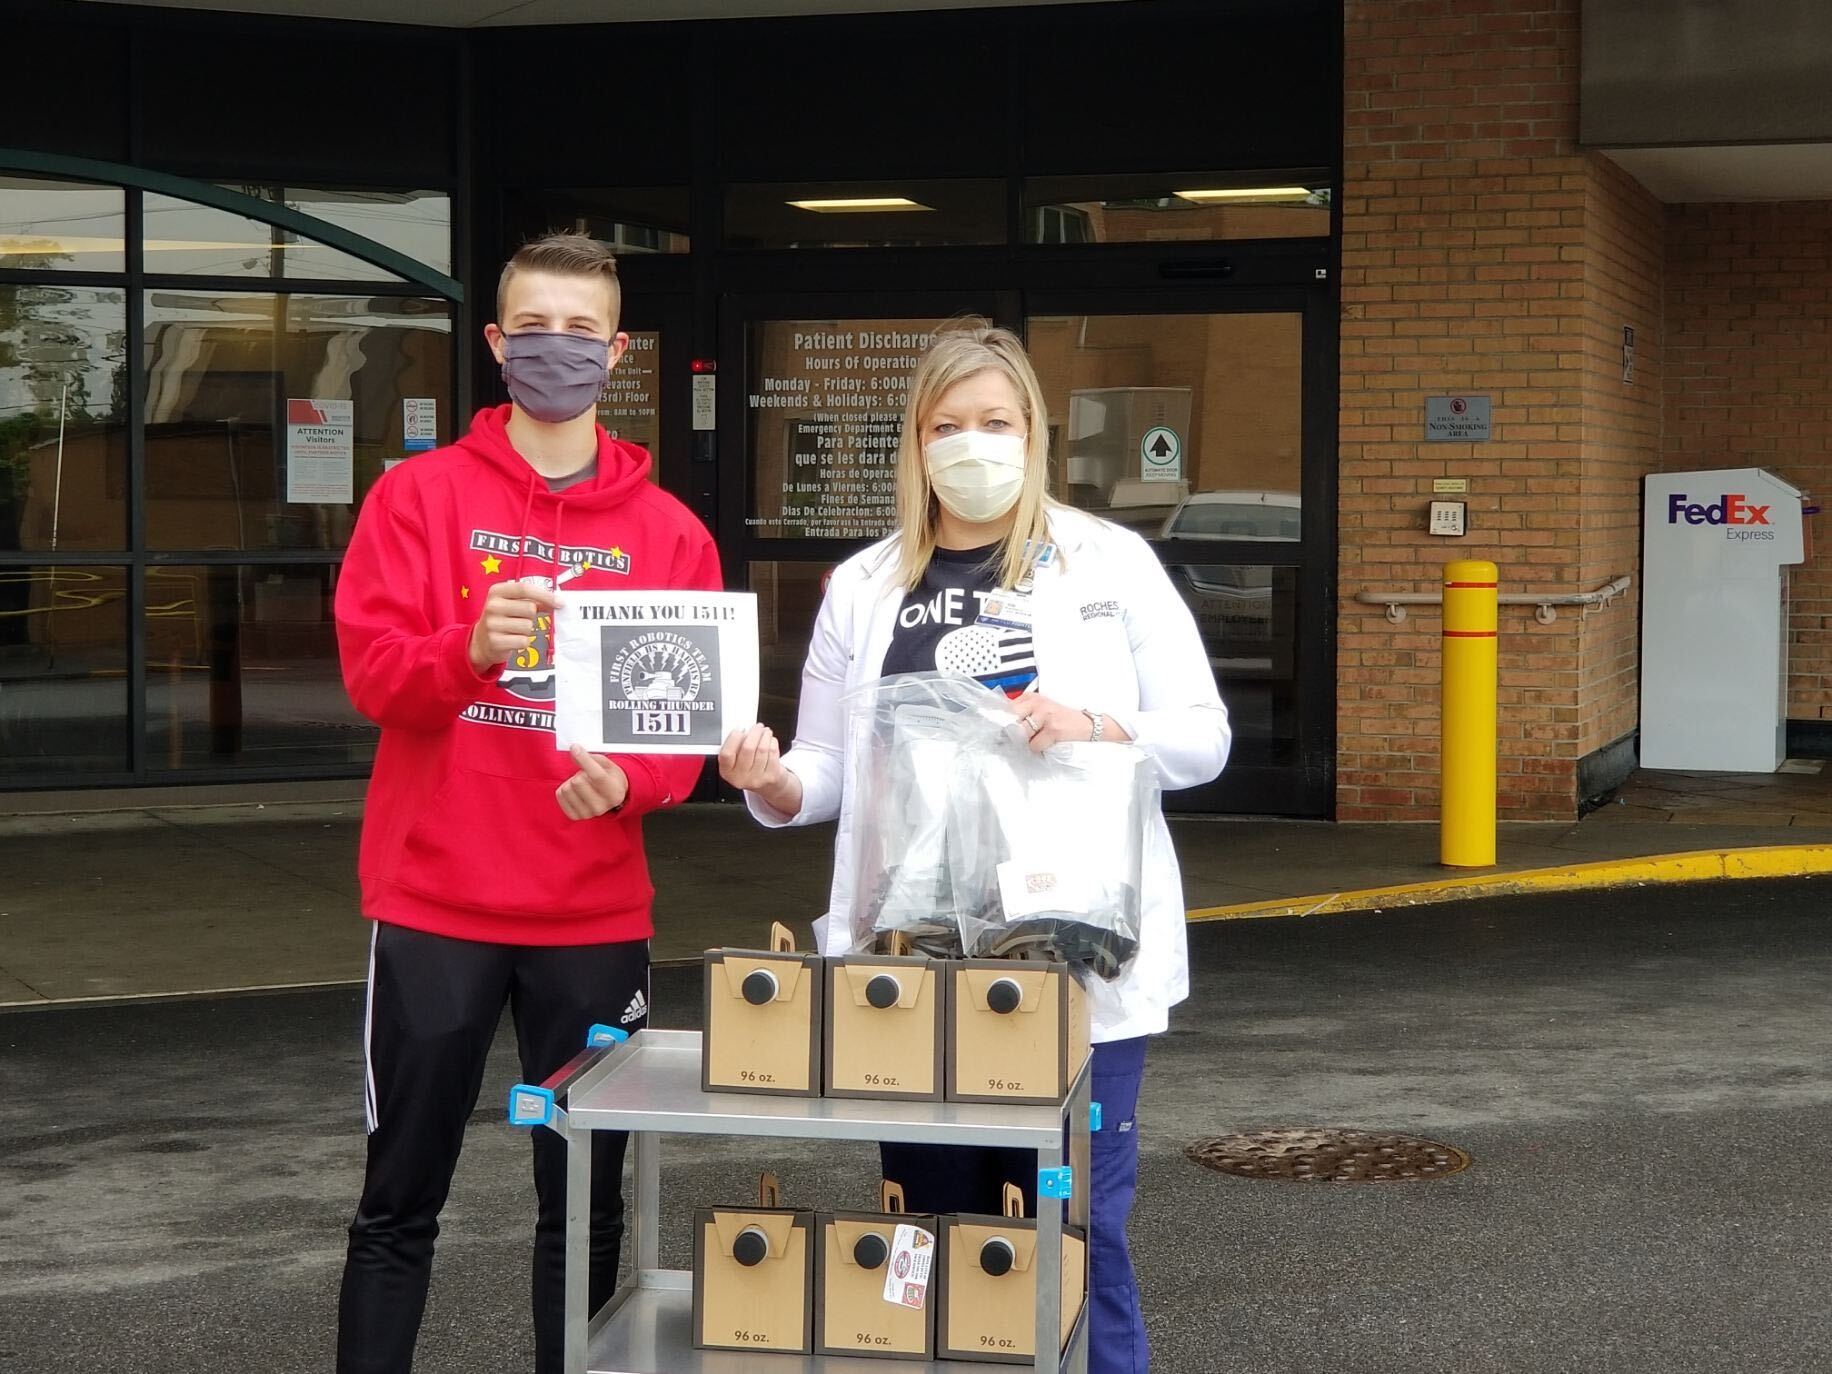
500,330,609,423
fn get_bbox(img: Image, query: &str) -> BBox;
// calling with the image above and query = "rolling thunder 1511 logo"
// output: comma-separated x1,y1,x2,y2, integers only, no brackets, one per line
601,628,721,746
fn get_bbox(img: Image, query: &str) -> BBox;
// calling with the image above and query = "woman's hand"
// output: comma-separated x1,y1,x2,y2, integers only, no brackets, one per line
1008,693,1131,752
719,724,804,817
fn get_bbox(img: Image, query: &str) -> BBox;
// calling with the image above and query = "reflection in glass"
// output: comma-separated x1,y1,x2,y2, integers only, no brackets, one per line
726,181,1003,249
507,188,691,257
1026,312,1302,536
748,561,829,742
1159,491,1301,542
0,177,127,271
596,331,661,483
142,291,453,551
145,562,377,770
1025,173,1331,245
142,193,405,281
1160,563,1299,762
0,564,128,776
259,186,452,275
0,284,127,551
747,318,944,540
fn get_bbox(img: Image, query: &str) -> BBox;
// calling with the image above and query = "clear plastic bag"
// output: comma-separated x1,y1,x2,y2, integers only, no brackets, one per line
842,672,1157,980
842,674,1009,959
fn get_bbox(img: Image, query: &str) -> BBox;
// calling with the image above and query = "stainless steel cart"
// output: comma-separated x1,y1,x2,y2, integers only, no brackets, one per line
511,1027,1092,1374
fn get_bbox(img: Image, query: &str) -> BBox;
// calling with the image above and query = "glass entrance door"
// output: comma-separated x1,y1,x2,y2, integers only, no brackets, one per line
724,287,1333,817
1024,290,1334,816
722,293,994,741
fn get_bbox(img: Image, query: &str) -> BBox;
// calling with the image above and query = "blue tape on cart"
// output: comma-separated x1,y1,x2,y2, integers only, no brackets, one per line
1039,1167,1074,1200
1091,1101,1103,1132
586,1023,630,1049
508,1084,555,1129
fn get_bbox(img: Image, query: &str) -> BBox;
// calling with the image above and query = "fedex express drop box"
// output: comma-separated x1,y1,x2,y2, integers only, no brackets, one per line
1640,468,1803,772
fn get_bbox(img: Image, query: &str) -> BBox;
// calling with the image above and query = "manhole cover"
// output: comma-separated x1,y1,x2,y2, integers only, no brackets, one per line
1186,1129,1470,1183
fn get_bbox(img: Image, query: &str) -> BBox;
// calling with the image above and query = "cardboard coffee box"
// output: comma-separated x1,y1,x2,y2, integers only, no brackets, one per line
813,1181,937,1360
936,1184,1087,1364
945,958,1090,1105
691,1172,815,1354
824,950,946,1102
702,922,823,1096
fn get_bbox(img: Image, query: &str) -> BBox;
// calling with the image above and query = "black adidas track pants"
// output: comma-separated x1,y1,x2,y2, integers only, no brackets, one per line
336,921,650,1373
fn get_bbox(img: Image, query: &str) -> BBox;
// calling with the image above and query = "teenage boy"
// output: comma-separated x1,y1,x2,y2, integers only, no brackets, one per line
333,233,720,1373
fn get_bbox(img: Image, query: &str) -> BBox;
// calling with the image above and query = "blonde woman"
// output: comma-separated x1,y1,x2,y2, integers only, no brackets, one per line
720,319,1229,1373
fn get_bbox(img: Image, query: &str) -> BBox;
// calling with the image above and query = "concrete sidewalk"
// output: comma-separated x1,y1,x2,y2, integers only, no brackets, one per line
4,765,1832,1004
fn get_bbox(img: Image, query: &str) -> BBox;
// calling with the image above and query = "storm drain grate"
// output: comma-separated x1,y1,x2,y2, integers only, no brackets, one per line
1186,1129,1471,1183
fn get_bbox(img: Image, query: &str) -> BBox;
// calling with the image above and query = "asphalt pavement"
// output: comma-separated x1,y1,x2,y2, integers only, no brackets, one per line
2,878,1830,1373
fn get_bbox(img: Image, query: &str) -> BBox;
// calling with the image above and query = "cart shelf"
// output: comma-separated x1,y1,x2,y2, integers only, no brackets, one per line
583,1269,1087,1374
566,1029,1081,1147
541,1027,1092,1374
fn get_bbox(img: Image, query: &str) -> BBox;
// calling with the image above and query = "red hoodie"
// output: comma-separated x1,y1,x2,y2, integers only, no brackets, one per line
335,405,722,946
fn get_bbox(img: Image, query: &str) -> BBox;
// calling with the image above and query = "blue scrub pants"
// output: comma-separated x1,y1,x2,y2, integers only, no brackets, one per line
879,1035,1150,1373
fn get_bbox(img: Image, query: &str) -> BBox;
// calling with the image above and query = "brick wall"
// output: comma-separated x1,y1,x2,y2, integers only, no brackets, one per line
1339,0,1592,820
1577,158,1665,761
1664,203,1832,721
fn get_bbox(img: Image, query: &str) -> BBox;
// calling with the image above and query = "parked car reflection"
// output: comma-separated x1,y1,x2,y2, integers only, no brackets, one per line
1158,492,1299,678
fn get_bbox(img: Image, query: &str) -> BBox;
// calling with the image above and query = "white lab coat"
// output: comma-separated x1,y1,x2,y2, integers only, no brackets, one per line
747,505,1231,1042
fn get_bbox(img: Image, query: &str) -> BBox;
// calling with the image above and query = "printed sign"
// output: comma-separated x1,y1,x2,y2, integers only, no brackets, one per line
1139,425,1183,482
597,332,661,471
746,320,940,539
881,1224,935,1310
692,372,717,431
402,397,438,452
285,398,354,503
1425,395,1491,443
552,592,759,755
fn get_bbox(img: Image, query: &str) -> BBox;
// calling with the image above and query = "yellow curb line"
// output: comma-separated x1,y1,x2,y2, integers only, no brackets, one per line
1185,843,1832,923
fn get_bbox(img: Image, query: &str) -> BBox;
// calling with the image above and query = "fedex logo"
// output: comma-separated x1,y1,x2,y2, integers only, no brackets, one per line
1666,493,1770,527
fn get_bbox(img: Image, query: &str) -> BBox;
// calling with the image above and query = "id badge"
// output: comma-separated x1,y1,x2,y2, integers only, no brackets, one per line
976,589,1034,631
1017,540,1057,594
978,540,1052,630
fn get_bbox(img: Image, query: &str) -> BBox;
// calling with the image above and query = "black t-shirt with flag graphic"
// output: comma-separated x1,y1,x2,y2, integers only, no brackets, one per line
881,544,1038,696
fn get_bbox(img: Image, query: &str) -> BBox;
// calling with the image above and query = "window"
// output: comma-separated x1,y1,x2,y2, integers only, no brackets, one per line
0,160,459,785
746,318,946,540
225,185,453,275
143,193,405,281
506,188,690,257
726,181,1004,250
1027,311,1304,538
1024,173,1331,245
748,560,830,743
0,563,129,777
142,291,453,551
0,284,128,552
145,562,376,770
0,178,126,272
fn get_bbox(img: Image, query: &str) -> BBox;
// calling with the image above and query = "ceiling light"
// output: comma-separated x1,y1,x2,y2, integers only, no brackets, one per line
1172,186,1315,204
786,197,933,214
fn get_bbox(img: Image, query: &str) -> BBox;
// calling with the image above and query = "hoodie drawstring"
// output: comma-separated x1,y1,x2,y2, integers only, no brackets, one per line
511,468,538,584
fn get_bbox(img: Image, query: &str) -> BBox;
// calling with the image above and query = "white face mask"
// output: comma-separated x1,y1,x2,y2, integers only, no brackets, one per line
923,430,1027,524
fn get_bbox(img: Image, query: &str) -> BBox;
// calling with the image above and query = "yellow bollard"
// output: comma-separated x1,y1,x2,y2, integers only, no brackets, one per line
1440,560,1498,867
